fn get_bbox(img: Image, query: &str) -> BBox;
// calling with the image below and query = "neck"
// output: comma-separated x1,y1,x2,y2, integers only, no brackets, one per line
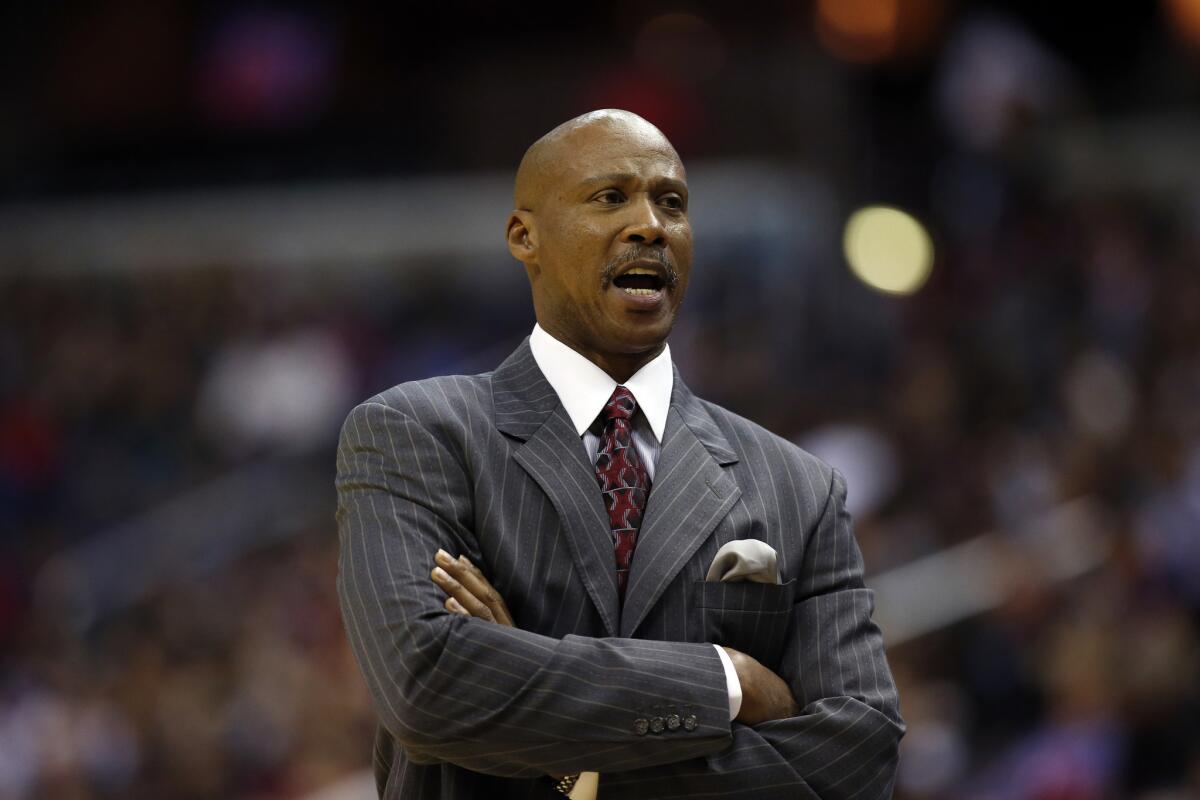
587,348,663,384
538,323,665,383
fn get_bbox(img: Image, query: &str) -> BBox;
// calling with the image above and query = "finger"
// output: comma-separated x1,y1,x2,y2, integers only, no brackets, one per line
444,596,469,615
434,550,492,606
432,552,499,622
431,566,495,622
435,549,490,600
456,555,515,626
432,566,494,621
434,550,513,626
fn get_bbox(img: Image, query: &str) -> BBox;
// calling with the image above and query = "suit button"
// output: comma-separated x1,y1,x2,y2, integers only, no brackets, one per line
666,714,681,731
633,718,649,736
649,716,665,734
683,714,698,731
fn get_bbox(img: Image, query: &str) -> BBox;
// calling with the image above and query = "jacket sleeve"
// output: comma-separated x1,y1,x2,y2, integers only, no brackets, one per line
598,468,905,799
335,399,734,779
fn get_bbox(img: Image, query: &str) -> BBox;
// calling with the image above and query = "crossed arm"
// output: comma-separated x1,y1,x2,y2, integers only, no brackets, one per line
337,399,903,797
430,551,799,728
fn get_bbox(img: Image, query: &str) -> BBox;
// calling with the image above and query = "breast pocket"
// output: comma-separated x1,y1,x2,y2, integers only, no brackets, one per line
693,579,797,670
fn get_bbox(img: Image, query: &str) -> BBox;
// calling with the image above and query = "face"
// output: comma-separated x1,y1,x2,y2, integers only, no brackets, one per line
513,119,694,369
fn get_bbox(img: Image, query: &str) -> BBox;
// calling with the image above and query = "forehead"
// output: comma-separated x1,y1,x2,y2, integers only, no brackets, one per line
552,122,686,188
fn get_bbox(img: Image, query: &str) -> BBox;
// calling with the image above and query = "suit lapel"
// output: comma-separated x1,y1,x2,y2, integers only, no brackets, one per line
620,366,741,638
493,339,621,637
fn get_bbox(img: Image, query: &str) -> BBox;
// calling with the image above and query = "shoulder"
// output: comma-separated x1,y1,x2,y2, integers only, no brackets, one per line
339,371,494,451
695,397,835,498
360,372,494,423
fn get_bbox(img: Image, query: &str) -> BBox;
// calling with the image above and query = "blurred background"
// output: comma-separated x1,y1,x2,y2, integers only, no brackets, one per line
3,1,1200,798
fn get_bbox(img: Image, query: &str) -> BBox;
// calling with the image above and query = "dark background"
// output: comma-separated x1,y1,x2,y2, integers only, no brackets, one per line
2,1,1199,798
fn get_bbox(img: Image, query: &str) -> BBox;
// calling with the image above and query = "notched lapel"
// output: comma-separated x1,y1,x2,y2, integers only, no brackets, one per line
494,340,621,637
620,373,742,638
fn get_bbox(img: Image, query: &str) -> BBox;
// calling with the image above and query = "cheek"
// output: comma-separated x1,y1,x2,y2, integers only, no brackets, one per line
551,228,607,290
672,230,694,273
672,222,693,248
563,221,609,254
668,221,693,252
546,216,605,257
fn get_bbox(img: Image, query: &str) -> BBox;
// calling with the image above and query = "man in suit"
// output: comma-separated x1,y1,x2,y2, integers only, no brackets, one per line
336,109,903,799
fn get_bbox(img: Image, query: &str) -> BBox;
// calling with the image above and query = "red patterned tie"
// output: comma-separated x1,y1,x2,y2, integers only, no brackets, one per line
594,386,651,604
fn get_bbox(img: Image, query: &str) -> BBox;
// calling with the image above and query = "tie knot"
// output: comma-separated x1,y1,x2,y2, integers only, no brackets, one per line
603,386,637,422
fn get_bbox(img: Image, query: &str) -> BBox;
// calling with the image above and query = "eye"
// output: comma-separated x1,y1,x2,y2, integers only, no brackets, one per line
659,193,685,211
592,189,625,205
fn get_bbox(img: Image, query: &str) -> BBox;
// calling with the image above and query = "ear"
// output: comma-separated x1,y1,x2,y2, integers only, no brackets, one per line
506,210,538,267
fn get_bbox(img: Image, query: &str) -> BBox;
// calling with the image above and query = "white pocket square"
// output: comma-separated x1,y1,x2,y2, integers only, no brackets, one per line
705,539,780,584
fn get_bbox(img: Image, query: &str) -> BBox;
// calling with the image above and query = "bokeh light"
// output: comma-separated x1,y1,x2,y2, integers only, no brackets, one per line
842,205,935,295
1163,0,1200,49
816,0,898,62
815,0,945,63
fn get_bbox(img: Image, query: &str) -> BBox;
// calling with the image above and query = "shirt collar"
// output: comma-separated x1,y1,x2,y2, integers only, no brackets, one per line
528,323,672,442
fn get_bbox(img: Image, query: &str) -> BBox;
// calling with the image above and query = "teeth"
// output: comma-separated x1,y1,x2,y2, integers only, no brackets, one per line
622,287,659,296
624,267,658,276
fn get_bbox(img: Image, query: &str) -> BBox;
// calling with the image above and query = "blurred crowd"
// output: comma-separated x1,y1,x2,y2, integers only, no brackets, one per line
0,265,531,798
877,188,1200,799
4,2,1200,799
0,532,371,799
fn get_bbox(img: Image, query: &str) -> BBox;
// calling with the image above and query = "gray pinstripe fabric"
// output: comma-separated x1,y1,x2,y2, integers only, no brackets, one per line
336,338,903,799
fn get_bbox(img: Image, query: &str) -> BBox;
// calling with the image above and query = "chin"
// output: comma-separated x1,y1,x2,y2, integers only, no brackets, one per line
613,323,672,352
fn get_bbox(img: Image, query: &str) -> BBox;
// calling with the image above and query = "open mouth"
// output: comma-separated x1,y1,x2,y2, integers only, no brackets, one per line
611,268,667,296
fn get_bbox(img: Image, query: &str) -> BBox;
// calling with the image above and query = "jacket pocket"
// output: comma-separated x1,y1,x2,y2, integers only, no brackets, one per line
693,579,797,671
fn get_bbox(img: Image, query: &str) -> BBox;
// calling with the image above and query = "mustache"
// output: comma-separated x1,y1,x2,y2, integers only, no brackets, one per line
600,247,679,289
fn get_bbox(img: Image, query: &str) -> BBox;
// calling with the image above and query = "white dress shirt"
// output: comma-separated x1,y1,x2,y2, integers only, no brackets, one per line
528,323,742,720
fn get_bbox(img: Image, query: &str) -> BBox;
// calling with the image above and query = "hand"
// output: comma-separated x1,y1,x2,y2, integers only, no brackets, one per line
721,646,799,725
431,549,514,627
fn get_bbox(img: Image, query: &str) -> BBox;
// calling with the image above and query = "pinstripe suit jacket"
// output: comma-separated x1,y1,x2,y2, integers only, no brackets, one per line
336,337,903,799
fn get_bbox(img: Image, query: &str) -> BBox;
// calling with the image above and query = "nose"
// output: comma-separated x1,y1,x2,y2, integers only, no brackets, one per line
620,196,667,247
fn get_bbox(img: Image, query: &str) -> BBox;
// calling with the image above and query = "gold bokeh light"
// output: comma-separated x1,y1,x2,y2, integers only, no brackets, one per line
842,205,934,295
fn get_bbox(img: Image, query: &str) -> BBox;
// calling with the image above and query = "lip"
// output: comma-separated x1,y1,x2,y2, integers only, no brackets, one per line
608,282,666,310
613,258,670,285
609,258,670,311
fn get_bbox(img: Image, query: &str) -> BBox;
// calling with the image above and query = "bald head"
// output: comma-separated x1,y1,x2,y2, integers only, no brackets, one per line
504,108,693,383
514,110,681,210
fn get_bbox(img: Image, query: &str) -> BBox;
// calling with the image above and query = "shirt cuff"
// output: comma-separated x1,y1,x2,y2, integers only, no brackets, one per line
712,644,742,720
